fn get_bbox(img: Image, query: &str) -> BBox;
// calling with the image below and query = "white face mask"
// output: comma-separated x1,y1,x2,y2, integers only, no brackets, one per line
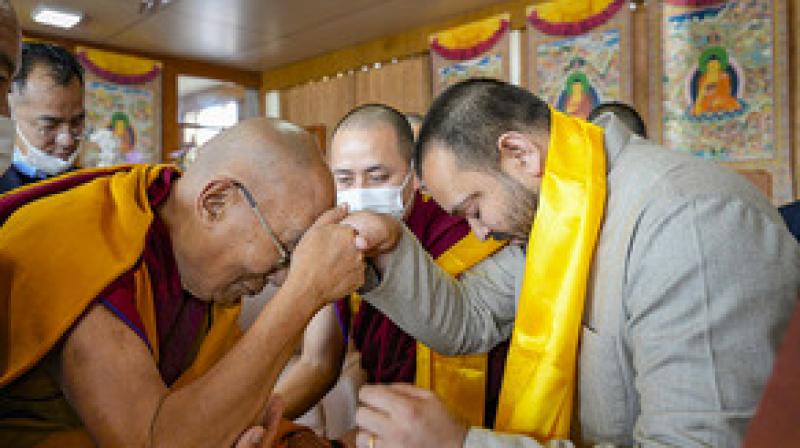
16,125,78,176
336,171,413,219
0,115,14,174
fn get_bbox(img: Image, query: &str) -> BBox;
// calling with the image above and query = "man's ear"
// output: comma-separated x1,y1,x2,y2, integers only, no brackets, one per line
496,131,545,178
197,179,237,224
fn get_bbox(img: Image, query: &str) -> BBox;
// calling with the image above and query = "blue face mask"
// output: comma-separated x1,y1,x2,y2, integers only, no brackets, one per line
15,125,78,176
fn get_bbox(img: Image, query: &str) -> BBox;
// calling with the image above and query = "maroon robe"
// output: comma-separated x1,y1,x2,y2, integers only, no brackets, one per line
0,167,208,385
344,191,509,427
100,168,209,385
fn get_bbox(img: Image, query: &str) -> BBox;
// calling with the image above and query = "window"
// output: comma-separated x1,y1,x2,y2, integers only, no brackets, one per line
174,75,258,165
181,100,238,148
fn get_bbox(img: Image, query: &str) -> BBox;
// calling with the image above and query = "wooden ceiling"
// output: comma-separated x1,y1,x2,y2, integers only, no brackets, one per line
13,0,511,70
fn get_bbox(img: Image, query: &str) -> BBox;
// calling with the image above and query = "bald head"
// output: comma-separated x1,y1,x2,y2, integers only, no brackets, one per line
184,117,334,227
163,118,335,302
189,117,324,179
333,104,414,163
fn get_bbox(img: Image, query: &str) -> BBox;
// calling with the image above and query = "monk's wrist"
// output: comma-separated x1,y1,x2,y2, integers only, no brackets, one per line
280,275,325,314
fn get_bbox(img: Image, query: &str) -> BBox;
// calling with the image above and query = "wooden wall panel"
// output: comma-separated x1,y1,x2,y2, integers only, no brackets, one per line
354,55,431,114
281,76,356,148
281,54,430,150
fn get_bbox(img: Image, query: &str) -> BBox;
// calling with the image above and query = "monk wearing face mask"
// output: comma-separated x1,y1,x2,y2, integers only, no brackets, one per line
276,104,508,436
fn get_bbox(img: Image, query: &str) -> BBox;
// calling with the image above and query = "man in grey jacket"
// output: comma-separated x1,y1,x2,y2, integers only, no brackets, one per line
343,79,800,447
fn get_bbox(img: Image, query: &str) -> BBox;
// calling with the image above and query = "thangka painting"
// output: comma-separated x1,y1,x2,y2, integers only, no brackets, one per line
430,14,510,96
77,47,162,166
648,0,792,204
527,0,632,119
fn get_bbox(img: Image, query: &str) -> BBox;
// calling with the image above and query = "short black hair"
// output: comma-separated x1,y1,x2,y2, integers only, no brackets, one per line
587,101,647,138
333,103,415,164
416,78,551,175
12,42,84,92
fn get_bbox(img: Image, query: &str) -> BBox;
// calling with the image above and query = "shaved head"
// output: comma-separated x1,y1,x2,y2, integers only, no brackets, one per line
162,118,334,302
186,117,325,188
333,104,414,163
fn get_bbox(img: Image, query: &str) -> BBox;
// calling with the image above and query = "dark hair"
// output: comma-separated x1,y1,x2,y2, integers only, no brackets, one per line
416,78,551,175
12,42,84,92
587,101,647,138
333,103,415,163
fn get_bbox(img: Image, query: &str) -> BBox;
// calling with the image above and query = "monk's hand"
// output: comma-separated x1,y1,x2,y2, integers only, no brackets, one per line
355,384,468,448
341,211,403,257
234,396,284,448
286,205,365,304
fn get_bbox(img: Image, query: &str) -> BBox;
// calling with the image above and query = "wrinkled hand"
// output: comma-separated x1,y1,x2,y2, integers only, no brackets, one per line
354,384,468,448
286,206,365,305
234,397,284,448
341,212,403,257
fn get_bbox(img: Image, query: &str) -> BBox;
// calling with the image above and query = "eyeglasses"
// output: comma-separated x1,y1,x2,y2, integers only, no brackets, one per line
233,181,291,272
20,114,86,142
34,122,84,141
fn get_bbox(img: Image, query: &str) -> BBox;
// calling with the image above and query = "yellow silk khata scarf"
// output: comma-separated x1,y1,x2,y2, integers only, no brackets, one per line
493,109,606,440
415,232,506,426
0,165,240,446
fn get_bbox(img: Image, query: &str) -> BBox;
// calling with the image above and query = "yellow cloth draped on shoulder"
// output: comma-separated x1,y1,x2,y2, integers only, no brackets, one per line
494,109,607,441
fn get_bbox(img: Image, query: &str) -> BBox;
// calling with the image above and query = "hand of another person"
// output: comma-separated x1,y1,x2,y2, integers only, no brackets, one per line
354,384,468,448
286,206,365,305
234,397,284,448
341,212,403,257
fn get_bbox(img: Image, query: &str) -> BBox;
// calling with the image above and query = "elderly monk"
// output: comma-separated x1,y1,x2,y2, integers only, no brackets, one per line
344,79,800,447
0,117,365,447
0,0,20,173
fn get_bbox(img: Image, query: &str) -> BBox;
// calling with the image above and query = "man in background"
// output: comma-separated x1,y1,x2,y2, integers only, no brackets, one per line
0,42,84,194
779,201,800,242
588,101,647,138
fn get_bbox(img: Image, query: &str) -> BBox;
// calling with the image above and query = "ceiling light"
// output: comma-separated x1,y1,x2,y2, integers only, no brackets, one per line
139,0,171,14
32,6,83,29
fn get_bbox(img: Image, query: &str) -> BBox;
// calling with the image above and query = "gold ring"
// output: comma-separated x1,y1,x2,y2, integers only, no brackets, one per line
368,434,376,448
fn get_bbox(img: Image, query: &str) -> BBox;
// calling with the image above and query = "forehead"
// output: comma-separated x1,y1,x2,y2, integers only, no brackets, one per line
329,125,406,171
267,167,334,235
16,67,83,111
420,143,478,210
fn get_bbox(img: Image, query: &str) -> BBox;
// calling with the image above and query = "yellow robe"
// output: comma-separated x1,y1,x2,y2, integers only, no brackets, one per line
0,165,241,447
415,232,506,427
